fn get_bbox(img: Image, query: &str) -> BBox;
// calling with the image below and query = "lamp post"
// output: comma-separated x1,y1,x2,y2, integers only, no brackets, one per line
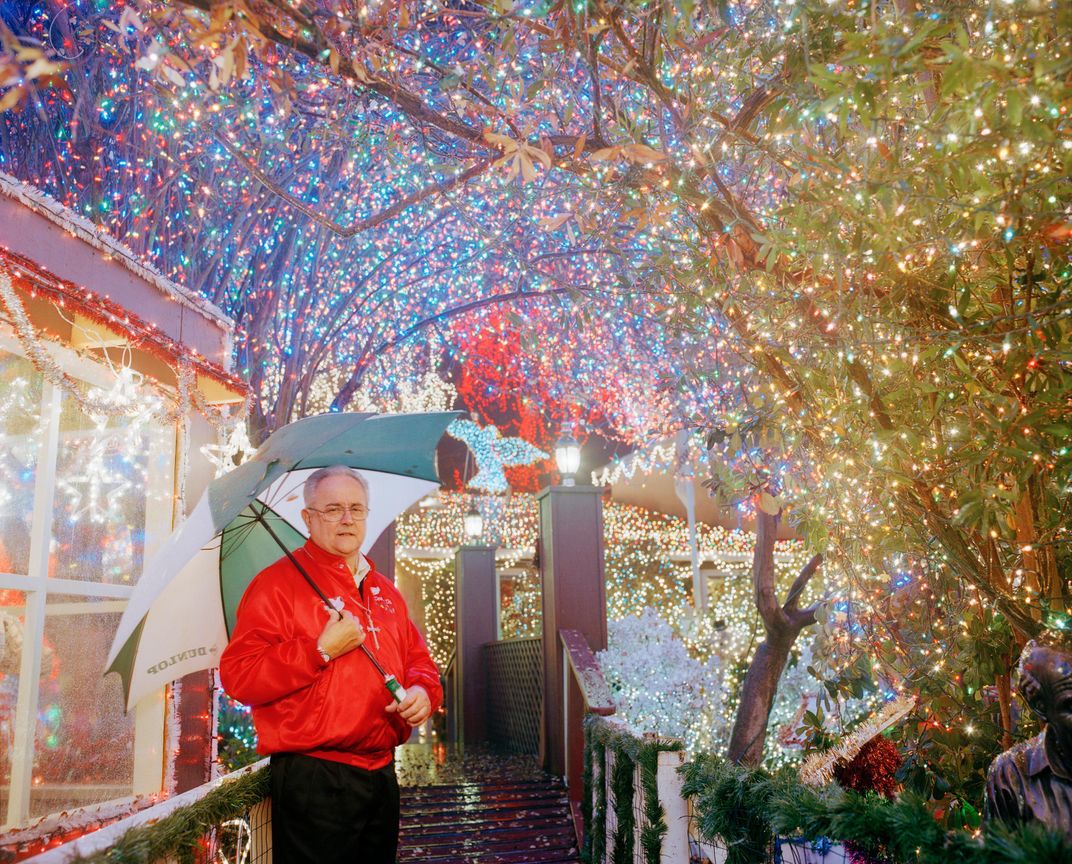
554,432,581,487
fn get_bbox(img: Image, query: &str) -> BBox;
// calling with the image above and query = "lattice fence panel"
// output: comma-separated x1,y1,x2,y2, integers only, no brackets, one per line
484,637,543,755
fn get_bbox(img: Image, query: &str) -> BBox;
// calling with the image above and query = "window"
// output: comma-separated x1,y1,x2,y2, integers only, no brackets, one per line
0,333,175,827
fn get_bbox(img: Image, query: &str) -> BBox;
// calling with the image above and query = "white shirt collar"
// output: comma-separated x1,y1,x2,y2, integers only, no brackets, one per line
354,553,371,585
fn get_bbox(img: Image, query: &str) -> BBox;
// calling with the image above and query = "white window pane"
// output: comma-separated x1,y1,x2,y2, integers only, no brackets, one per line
32,598,132,817
0,353,43,578
49,384,152,584
0,590,26,818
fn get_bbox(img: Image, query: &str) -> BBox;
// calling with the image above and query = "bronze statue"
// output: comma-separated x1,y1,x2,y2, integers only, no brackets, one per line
985,641,1072,839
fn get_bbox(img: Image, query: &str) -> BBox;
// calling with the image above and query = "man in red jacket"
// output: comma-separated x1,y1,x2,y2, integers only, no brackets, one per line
220,465,442,864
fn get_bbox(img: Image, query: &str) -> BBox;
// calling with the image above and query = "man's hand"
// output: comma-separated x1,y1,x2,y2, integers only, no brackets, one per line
386,684,431,726
317,610,365,660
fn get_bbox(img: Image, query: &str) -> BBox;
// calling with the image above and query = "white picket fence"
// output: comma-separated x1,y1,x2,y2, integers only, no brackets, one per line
599,738,690,863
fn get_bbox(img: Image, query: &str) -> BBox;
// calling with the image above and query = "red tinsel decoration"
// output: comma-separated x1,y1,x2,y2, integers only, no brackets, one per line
832,735,902,799
0,248,245,392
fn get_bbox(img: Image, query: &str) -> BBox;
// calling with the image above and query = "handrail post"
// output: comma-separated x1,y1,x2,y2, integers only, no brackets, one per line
657,748,688,863
454,544,497,745
537,484,607,775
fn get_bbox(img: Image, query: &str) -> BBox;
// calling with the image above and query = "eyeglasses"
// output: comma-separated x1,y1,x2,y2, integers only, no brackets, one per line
307,505,370,522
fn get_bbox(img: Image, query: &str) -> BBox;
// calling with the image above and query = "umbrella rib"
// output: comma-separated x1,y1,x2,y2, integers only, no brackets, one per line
259,475,307,512
220,516,263,558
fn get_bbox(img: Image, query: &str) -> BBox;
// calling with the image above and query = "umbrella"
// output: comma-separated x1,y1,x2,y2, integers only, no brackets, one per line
106,411,459,710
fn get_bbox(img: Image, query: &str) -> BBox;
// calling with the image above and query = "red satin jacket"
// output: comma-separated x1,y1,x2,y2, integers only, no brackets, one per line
219,540,442,770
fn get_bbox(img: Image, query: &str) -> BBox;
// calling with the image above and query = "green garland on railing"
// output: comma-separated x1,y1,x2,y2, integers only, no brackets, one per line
682,752,1072,864
610,741,635,864
582,724,597,864
681,753,783,864
590,735,608,864
583,716,685,864
65,767,270,864
636,743,667,864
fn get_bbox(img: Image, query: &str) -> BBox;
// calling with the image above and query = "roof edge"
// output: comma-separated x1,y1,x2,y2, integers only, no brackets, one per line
0,170,234,330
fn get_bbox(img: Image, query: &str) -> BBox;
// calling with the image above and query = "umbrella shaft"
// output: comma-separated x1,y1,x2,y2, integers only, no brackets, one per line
251,504,392,684
360,644,386,676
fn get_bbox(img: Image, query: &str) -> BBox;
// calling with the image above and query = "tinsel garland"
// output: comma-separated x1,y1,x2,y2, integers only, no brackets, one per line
832,737,901,800
0,262,167,418
681,751,1072,864
175,361,192,517
0,249,241,397
0,247,243,393
833,737,904,864
0,258,241,429
799,696,916,788
61,766,269,864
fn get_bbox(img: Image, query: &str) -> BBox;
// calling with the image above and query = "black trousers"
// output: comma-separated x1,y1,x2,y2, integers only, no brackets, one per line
269,753,400,864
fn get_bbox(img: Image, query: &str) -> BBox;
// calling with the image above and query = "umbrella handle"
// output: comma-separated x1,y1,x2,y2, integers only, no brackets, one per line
359,645,407,703
384,675,408,704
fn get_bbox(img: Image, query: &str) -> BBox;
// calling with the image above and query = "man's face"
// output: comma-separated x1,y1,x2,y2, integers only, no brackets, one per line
301,474,368,560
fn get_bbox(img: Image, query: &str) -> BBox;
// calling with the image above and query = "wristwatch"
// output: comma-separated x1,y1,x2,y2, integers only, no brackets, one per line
317,644,331,664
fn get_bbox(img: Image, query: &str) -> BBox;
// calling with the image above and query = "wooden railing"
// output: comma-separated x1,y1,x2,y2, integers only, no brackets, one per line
559,628,615,830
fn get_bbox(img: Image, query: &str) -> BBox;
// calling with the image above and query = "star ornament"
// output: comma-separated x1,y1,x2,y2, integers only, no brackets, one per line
447,420,548,493
202,421,258,478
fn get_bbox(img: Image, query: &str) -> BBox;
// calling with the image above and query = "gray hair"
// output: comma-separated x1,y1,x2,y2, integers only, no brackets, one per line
303,465,370,507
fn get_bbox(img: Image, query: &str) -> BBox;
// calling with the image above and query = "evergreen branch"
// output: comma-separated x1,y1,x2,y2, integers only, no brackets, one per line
64,767,270,864
681,749,1072,864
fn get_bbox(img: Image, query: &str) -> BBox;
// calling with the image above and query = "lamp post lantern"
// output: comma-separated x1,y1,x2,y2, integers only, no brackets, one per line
554,433,581,487
463,503,484,540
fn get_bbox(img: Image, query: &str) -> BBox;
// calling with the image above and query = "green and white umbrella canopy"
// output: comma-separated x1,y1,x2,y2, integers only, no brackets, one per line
106,411,459,710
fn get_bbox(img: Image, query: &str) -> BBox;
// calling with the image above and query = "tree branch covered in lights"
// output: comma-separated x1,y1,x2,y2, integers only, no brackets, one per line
1,0,722,442
123,0,1070,633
